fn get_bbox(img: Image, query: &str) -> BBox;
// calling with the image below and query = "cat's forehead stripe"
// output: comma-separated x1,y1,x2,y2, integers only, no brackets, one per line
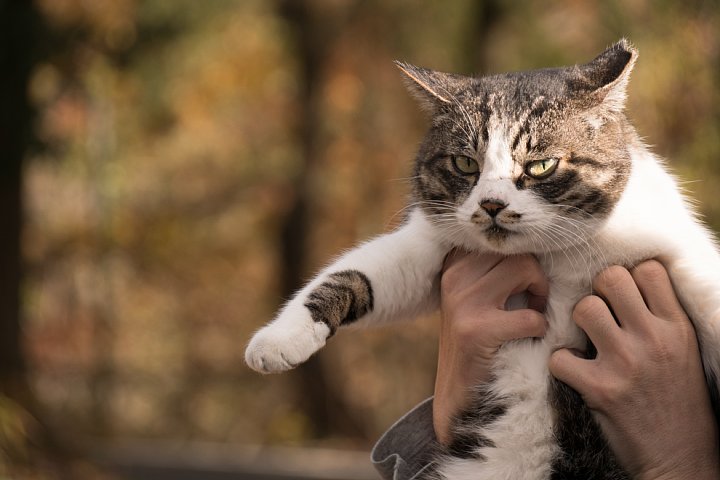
510,97,551,152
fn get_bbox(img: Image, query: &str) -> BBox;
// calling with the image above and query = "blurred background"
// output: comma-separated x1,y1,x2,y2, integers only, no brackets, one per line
1,0,718,478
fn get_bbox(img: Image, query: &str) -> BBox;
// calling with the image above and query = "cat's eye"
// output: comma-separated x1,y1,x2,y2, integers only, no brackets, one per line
452,155,479,175
525,158,559,179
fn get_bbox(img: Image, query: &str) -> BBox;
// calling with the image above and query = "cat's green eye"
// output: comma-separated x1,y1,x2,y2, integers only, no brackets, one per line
452,155,479,175
525,158,559,179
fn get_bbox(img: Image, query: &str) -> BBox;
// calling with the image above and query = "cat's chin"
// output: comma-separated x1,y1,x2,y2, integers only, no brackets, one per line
473,229,561,256
485,225,512,241
464,229,534,255
448,224,569,255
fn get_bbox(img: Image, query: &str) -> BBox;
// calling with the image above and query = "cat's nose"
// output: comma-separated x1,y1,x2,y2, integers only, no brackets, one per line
480,199,507,217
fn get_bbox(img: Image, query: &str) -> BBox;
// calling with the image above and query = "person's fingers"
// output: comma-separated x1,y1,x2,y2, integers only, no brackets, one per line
493,309,547,342
630,260,688,323
441,250,503,297
572,295,625,354
482,255,549,307
442,249,501,274
592,266,650,332
548,348,596,395
442,248,467,271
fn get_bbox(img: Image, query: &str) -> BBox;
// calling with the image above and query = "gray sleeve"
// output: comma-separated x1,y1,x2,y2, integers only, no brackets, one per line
371,397,438,480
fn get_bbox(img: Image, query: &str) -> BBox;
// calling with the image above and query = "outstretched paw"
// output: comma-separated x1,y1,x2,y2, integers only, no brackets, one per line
245,312,330,374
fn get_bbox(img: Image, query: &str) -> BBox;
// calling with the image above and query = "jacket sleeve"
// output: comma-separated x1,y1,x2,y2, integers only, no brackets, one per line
371,398,438,480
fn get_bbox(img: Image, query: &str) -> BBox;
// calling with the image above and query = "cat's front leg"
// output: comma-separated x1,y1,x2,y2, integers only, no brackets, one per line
245,209,447,374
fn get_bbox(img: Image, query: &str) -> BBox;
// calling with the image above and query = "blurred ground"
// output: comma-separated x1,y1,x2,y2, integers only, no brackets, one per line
94,442,377,480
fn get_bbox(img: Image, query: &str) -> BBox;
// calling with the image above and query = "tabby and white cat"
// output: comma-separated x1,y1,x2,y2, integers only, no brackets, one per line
245,40,720,479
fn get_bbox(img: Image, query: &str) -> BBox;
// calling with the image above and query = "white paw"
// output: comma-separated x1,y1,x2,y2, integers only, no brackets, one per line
245,310,330,374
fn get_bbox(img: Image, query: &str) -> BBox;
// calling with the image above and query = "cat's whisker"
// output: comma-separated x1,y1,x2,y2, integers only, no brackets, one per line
540,224,585,278
556,216,612,274
391,200,457,220
525,225,556,274
388,175,424,184
386,203,427,227
387,201,460,229
433,223,470,248
543,220,610,288
544,211,614,274
538,219,597,279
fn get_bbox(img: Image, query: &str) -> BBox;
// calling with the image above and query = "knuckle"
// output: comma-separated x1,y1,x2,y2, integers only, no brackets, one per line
440,266,462,296
513,254,541,275
594,265,630,292
548,350,565,374
573,295,607,324
621,351,642,376
513,254,536,267
678,322,698,345
582,369,633,409
448,318,470,338
644,335,677,364
520,310,546,336
591,379,625,409
632,259,668,283
448,314,483,340
511,255,548,289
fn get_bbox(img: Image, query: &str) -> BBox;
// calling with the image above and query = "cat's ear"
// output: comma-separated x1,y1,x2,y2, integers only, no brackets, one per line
395,62,455,112
572,39,638,112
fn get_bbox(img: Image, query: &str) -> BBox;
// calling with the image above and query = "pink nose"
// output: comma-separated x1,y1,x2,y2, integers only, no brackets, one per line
480,199,507,217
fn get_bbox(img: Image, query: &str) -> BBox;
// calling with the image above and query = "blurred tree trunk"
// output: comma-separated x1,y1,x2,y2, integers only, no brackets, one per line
0,0,72,472
0,5,115,478
462,0,504,73
0,0,36,402
277,0,366,439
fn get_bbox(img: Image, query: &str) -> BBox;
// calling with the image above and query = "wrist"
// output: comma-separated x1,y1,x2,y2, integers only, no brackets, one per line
432,394,456,445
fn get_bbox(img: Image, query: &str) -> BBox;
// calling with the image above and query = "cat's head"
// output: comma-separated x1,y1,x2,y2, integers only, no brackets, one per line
399,40,638,254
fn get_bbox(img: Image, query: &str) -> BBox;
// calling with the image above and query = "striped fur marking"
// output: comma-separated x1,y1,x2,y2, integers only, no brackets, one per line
516,154,631,218
304,270,374,336
447,382,508,460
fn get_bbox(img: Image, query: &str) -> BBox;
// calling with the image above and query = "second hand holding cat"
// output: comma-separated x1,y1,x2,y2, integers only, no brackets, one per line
549,261,720,480
436,255,720,478
433,250,549,445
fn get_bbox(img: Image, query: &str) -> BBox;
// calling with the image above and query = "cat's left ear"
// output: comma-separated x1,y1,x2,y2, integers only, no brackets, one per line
572,39,638,112
394,62,457,113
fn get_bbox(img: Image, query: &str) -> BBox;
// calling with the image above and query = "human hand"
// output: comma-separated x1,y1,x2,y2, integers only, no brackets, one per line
433,251,548,445
549,260,720,480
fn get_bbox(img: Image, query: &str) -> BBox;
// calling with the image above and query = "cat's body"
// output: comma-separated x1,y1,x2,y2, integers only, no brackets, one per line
245,40,720,479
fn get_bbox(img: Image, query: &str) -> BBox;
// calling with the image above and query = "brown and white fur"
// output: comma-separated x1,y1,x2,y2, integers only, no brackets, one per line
245,40,720,479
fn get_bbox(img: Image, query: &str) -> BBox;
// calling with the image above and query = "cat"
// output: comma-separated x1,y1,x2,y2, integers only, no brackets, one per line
245,39,720,479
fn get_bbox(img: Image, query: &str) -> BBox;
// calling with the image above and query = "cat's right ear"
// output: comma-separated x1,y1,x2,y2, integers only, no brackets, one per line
395,62,454,113
572,39,638,112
